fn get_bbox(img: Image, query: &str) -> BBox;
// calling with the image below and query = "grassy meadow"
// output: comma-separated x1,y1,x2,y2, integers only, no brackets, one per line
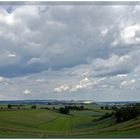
0,103,139,138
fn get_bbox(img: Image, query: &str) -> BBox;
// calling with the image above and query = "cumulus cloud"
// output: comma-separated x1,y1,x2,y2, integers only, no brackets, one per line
35,79,46,82
75,77,92,90
54,84,70,93
54,77,93,93
0,76,4,81
23,89,31,95
7,53,16,57
0,4,135,76
120,79,135,87
0,3,140,101
101,28,108,36
112,24,140,46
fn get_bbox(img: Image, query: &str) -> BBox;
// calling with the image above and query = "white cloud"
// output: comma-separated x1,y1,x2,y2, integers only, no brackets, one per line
23,89,31,95
54,84,70,93
121,24,140,44
116,74,127,81
54,77,93,93
120,79,135,88
35,79,46,82
93,54,130,69
101,28,108,36
7,54,16,57
75,77,92,90
7,51,16,57
0,9,14,25
91,54,133,77
0,76,4,81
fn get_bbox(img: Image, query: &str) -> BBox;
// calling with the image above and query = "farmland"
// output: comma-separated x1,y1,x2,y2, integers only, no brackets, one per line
0,101,139,138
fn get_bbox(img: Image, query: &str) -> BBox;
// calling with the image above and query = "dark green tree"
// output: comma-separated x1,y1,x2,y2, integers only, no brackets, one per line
59,106,69,114
8,104,11,109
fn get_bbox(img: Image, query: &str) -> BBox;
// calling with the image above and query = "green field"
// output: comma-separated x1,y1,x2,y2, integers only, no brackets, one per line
0,104,139,138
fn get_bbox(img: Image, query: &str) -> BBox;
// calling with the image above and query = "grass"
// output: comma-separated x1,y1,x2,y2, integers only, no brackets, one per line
39,116,71,131
0,109,59,129
0,104,139,138
79,128,140,138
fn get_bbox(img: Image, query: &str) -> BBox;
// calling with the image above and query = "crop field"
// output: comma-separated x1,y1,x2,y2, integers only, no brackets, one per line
0,103,139,138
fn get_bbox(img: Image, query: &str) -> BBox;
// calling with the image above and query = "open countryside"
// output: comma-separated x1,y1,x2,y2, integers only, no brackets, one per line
1,1,140,138
0,100,139,138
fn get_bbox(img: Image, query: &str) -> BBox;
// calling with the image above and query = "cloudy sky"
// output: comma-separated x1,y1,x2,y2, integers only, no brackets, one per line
0,2,140,101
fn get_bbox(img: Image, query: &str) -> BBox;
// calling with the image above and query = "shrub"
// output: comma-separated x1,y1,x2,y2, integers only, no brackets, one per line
101,112,113,119
59,106,69,114
31,105,37,109
101,106,104,110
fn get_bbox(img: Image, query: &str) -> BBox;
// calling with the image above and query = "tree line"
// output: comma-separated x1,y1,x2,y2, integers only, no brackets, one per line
100,103,140,123
115,103,140,123
4,104,84,115
59,105,84,114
